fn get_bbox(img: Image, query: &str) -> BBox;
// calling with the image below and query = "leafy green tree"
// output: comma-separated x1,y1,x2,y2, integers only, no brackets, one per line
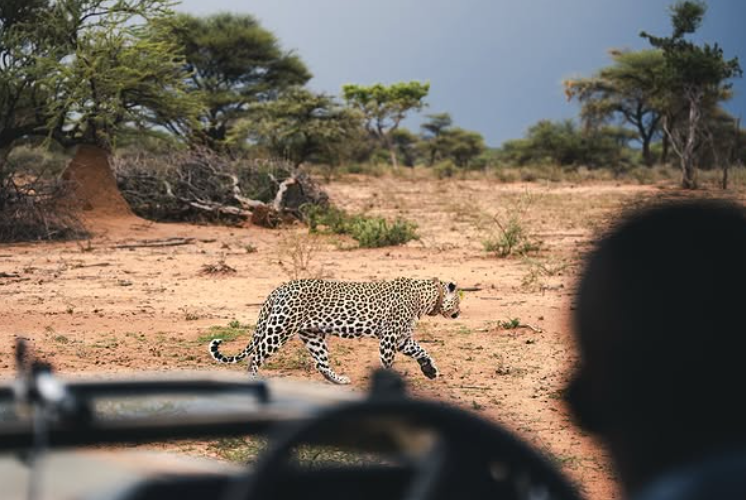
420,112,453,165
35,0,202,151
342,81,429,168
641,1,742,188
0,0,51,165
698,108,744,172
170,13,311,149
438,128,487,168
419,112,486,168
499,119,635,168
390,128,421,167
0,0,203,217
564,49,666,166
231,87,362,167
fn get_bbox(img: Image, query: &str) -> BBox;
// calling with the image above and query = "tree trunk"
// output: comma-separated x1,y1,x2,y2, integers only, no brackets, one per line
0,146,10,179
60,144,134,217
722,162,729,190
680,94,702,189
723,117,741,190
661,133,670,164
387,145,399,169
642,137,653,167
681,154,698,189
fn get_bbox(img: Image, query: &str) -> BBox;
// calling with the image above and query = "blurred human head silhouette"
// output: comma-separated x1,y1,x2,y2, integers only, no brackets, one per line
565,199,746,494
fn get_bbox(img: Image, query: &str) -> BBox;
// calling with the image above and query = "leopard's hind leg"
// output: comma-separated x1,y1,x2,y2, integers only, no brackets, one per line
249,309,297,377
299,331,350,385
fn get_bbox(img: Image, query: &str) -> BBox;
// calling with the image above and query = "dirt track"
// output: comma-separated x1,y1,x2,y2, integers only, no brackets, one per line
2,174,680,499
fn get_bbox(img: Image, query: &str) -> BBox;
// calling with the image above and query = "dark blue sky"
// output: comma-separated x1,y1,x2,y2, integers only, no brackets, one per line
177,0,746,147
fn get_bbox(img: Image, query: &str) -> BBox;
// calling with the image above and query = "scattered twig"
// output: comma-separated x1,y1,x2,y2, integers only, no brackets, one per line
113,237,196,249
199,260,237,276
0,272,20,278
478,297,502,300
71,262,111,269
520,323,543,333
459,286,482,292
0,276,30,285
496,318,543,333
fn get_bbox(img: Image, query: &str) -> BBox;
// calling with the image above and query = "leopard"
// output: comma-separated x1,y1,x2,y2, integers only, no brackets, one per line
208,277,461,384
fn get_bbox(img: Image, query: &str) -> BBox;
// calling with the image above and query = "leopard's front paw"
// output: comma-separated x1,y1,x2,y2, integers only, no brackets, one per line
419,359,439,379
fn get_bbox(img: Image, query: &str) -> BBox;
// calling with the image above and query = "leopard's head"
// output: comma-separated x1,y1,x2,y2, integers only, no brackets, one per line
440,281,461,319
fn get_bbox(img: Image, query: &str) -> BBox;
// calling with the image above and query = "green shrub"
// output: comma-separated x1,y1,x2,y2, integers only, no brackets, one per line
303,205,350,234
433,159,457,179
483,216,540,257
302,205,418,248
346,216,419,248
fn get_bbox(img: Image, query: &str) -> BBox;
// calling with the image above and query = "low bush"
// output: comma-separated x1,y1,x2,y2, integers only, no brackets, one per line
302,205,418,248
347,216,419,248
482,216,540,257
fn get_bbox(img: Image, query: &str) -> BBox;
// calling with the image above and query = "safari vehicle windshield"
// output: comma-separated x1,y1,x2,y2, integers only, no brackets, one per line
1,344,582,500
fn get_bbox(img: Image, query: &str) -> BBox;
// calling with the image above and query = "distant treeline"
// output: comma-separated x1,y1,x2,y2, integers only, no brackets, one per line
0,0,742,189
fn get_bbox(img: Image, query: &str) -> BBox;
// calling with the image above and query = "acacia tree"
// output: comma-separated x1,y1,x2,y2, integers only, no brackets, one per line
342,81,429,168
36,1,202,150
420,112,453,165
169,13,311,149
390,128,421,167
641,1,741,188
564,49,665,166
0,0,51,166
419,113,486,167
439,128,486,168
26,0,202,215
230,87,363,167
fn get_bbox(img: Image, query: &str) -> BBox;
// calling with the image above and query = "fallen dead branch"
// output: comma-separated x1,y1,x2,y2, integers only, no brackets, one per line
0,272,20,278
113,150,328,227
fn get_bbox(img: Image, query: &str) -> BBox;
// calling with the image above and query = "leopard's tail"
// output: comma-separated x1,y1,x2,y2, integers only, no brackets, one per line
208,338,255,364
208,292,276,364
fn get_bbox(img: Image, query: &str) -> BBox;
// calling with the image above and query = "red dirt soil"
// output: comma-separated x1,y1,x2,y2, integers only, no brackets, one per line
61,145,137,220
4,173,722,499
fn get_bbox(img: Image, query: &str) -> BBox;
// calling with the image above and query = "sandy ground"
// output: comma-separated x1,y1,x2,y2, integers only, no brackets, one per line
2,174,711,499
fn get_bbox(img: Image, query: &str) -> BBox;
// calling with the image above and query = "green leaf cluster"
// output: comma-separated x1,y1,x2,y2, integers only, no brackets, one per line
302,204,418,248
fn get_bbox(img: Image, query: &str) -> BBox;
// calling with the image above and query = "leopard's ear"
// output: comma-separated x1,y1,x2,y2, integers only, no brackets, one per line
447,282,457,293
